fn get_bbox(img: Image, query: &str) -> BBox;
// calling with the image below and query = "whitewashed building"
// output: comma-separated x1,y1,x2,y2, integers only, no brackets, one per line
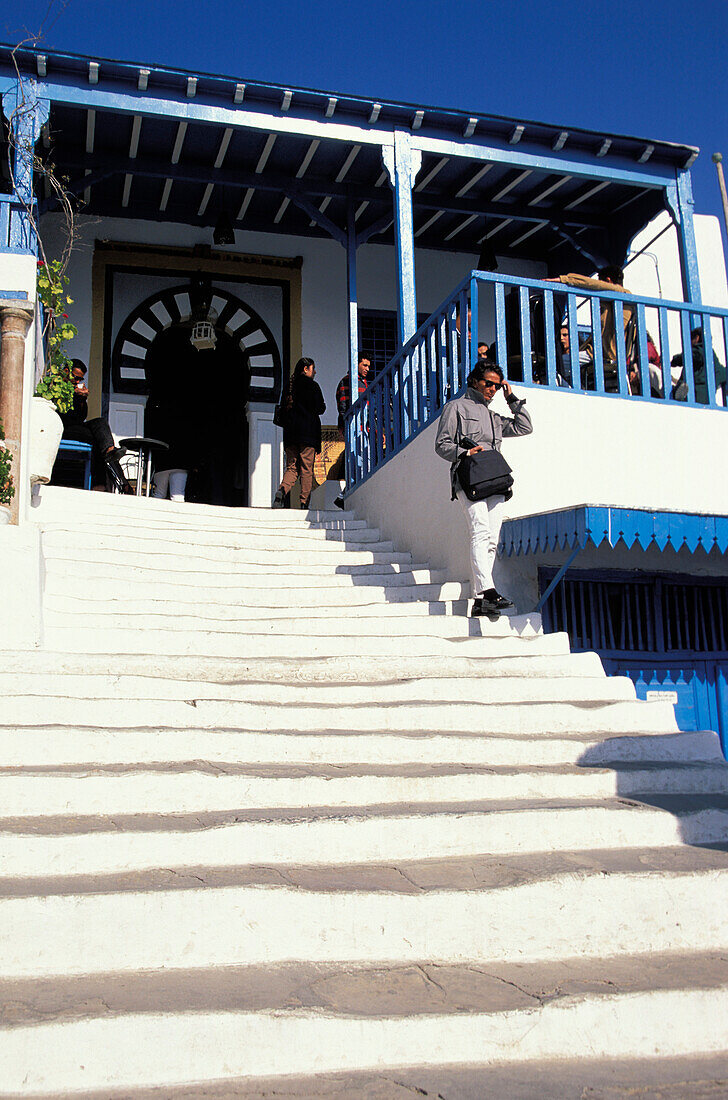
3,43,728,1094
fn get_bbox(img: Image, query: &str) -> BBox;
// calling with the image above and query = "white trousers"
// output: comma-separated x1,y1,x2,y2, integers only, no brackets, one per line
153,469,188,501
455,489,505,595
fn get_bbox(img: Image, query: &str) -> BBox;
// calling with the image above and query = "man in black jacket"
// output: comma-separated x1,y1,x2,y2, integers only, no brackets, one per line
60,361,131,492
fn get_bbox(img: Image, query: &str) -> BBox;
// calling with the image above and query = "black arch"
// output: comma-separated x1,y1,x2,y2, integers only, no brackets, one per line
111,283,282,401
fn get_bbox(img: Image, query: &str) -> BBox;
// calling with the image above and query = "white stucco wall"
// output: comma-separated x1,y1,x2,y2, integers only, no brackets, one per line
348,384,728,606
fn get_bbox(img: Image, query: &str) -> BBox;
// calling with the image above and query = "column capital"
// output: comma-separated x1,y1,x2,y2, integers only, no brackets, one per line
0,301,34,334
0,302,34,336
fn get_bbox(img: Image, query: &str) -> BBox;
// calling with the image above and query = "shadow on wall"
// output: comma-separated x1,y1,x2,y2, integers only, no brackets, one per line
578,730,728,851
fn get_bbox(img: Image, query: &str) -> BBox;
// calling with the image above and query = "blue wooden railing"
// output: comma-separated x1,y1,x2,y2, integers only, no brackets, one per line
0,192,37,254
343,270,728,493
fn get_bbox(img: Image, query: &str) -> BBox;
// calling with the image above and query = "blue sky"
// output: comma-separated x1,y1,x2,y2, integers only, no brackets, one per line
5,0,728,249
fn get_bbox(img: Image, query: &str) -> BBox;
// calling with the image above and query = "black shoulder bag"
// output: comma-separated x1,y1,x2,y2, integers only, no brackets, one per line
457,416,514,502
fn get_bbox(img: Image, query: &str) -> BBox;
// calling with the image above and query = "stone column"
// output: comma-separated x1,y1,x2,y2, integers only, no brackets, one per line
0,303,34,523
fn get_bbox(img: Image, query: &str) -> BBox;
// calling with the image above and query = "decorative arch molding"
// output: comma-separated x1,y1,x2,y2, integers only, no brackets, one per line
110,283,282,401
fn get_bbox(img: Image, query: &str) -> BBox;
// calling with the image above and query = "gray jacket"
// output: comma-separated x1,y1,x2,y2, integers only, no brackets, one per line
435,386,533,496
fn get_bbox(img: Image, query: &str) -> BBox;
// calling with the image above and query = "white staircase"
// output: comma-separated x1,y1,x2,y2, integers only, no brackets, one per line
2,484,728,1096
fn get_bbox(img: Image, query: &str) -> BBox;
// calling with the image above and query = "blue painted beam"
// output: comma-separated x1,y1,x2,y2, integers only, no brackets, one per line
3,76,393,151
414,133,677,191
287,193,346,246
57,151,611,232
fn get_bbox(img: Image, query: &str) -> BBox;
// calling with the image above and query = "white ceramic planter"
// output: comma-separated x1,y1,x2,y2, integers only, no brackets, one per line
29,396,64,485
0,505,10,525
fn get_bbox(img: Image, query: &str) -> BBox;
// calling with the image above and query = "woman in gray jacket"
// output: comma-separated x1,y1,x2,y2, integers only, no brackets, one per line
435,360,532,617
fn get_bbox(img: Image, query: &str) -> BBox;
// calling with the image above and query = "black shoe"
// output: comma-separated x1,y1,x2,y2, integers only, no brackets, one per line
333,495,345,510
481,588,514,613
272,489,285,509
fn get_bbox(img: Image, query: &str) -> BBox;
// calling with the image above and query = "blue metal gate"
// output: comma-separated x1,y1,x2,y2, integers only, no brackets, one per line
540,568,728,756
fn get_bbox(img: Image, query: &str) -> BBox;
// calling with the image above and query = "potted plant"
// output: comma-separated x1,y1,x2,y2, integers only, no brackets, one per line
30,259,76,483
0,417,14,524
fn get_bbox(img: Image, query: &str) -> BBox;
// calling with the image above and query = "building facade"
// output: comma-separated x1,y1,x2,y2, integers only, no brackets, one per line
1,43,728,747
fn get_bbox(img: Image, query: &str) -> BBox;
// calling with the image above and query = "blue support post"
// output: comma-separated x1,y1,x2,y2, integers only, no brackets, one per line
346,201,359,442
383,131,421,345
1,79,49,254
668,172,702,308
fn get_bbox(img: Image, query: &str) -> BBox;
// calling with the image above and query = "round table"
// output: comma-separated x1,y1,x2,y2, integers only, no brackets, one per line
119,437,169,497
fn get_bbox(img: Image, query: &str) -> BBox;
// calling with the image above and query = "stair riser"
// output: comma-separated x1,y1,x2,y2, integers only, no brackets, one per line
0,697,675,733
1,875,726,977
43,518,369,542
43,527,385,551
2,989,727,1094
0,674,626,705
0,729,717,769
45,566,453,593
47,547,413,571
1,809,725,881
44,581,469,607
41,628,566,658
32,488,352,524
0,650,606,681
3,767,727,818
39,612,537,637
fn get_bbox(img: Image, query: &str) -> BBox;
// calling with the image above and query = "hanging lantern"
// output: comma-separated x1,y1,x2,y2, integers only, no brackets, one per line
190,318,217,351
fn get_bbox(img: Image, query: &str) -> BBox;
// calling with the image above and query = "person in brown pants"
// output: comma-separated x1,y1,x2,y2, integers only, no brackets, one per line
273,357,326,509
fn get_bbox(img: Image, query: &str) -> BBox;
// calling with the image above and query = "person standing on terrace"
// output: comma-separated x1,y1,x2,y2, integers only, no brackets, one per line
549,266,635,392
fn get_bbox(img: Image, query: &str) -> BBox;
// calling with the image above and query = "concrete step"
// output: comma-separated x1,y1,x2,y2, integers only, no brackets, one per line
41,596,487,626
5,838,728,897
2,763,727,818
43,573,470,609
0,672,622,706
0,694,676,734
42,516,371,540
41,625,566,658
0,727,719,770
32,484,356,524
2,983,727,1095
40,609,538,637
42,525,387,552
0,642,602,677
0,867,726,973
1,801,726,880
0,647,605,682
44,563,456,593
50,554,425,577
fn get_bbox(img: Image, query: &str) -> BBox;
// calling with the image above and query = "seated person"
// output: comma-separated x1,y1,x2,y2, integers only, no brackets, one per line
60,360,131,492
671,327,726,404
